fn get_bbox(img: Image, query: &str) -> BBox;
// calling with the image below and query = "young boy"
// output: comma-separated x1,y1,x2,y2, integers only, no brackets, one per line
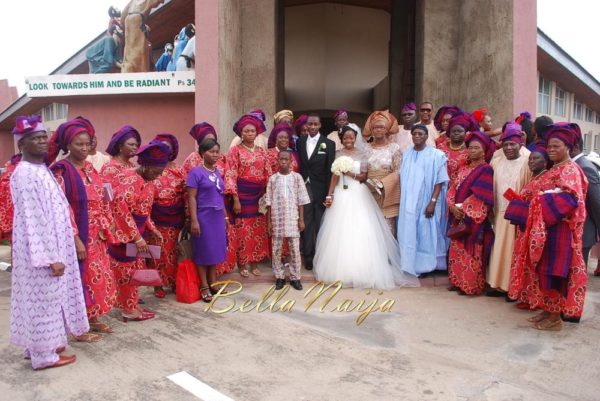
265,150,310,290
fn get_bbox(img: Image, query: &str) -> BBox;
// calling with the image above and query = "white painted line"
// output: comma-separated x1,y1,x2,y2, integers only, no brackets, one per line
167,371,235,401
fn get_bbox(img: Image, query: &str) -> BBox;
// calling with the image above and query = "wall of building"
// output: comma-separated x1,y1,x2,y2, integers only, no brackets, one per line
0,130,13,166
416,0,536,126
68,94,195,164
0,80,18,114
537,72,600,154
284,3,390,115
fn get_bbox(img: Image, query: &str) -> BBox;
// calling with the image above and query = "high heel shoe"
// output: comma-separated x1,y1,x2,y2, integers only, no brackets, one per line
121,312,154,322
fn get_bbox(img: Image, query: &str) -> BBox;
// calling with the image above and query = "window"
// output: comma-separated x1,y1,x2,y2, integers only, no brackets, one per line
586,107,594,122
573,99,583,120
554,87,566,117
595,135,599,151
584,133,591,149
596,114,600,124
42,105,53,122
40,103,68,121
537,77,551,114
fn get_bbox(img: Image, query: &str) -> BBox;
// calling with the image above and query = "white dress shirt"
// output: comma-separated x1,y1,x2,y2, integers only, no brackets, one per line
306,133,321,159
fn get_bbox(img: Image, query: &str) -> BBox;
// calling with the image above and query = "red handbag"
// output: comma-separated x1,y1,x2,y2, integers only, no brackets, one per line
127,245,163,286
130,268,163,286
447,220,471,239
176,259,201,304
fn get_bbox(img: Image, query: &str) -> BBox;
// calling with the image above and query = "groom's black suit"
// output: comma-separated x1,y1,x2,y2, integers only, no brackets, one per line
296,133,336,268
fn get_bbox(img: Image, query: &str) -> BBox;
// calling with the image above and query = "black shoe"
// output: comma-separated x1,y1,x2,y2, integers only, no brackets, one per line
505,294,517,303
561,314,581,323
305,261,313,271
275,279,285,290
484,289,505,297
290,280,303,291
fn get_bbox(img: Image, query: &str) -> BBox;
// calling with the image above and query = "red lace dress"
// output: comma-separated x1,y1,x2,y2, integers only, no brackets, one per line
54,162,116,318
225,145,272,265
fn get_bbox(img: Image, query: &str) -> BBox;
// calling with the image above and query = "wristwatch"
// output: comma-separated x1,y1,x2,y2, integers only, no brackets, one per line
431,197,437,202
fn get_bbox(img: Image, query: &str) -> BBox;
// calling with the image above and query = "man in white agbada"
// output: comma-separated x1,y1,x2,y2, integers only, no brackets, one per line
9,115,88,370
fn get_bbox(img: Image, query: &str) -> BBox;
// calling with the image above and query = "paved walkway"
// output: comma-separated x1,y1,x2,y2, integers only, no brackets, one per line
0,260,599,400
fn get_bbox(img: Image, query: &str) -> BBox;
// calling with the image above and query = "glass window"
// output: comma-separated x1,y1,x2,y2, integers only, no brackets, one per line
554,87,566,117
586,107,594,122
596,114,600,124
42,104,54,121
39,103,68,121
574,99,583,120
537,77,551,114
584,133,591,149
594,135,599,151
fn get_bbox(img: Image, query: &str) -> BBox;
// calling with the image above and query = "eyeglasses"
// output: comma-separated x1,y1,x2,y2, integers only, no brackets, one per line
420,108,432,112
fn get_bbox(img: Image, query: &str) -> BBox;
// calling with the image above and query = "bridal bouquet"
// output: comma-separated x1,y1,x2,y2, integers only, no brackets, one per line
331,156,354,189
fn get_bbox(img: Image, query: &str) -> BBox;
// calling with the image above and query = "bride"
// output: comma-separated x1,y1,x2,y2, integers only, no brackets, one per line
314,125,419,289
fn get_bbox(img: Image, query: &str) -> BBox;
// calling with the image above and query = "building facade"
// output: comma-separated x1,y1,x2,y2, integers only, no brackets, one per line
536,29,600,153
1,0,598,164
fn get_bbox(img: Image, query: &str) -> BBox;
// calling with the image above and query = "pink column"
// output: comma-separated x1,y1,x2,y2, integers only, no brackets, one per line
195,0,220,125
512,0,537,117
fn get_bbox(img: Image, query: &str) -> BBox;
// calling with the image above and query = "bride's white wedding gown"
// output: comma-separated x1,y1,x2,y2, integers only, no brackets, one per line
314,152,419,289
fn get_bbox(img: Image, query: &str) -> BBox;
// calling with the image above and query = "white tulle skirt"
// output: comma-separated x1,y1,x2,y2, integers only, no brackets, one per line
314,176,419,290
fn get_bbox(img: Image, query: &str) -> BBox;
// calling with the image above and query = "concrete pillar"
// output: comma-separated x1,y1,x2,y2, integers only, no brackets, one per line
389,0,417,117
195,0,221,128
195,0,277,146
511,0,537,118
241,0,277,127
415,0,537,125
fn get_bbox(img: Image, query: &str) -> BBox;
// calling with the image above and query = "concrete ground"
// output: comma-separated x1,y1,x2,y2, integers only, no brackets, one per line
0,245,599,401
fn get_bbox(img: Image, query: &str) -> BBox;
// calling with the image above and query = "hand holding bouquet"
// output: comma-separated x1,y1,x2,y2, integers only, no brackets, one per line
331,156,354,189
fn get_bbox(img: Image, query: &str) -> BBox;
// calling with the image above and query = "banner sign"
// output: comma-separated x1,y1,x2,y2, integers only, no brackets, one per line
26,71,195,97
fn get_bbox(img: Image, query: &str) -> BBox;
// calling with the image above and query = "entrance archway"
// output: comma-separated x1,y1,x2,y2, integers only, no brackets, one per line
280,0,415,130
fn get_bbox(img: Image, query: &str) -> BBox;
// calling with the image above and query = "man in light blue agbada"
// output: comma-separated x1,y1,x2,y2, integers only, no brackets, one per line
397,124,449,276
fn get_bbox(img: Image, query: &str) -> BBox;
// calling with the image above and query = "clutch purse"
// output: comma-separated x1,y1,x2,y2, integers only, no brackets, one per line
125,243,161,259
447,220,471,239
102,183,114,202
126,246,163,286
258,194,268,214
130,268,163,286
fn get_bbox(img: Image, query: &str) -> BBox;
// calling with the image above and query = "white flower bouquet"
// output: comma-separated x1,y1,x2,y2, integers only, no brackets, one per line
331,155,354,189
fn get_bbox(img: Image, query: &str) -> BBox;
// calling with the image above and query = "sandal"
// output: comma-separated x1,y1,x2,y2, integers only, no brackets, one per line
527,311,549,323
89,322,113,334
239,268,250,278
251,266,262,276
74,332,103,343
200,286,213,303
210,284,228,295
534,318,563,331
154,288,166,298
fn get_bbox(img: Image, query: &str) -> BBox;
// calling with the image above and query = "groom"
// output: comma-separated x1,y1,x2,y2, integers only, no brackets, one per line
296,114,336,270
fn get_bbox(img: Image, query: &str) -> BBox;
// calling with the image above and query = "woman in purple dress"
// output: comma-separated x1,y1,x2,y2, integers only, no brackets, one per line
187,139,228,302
